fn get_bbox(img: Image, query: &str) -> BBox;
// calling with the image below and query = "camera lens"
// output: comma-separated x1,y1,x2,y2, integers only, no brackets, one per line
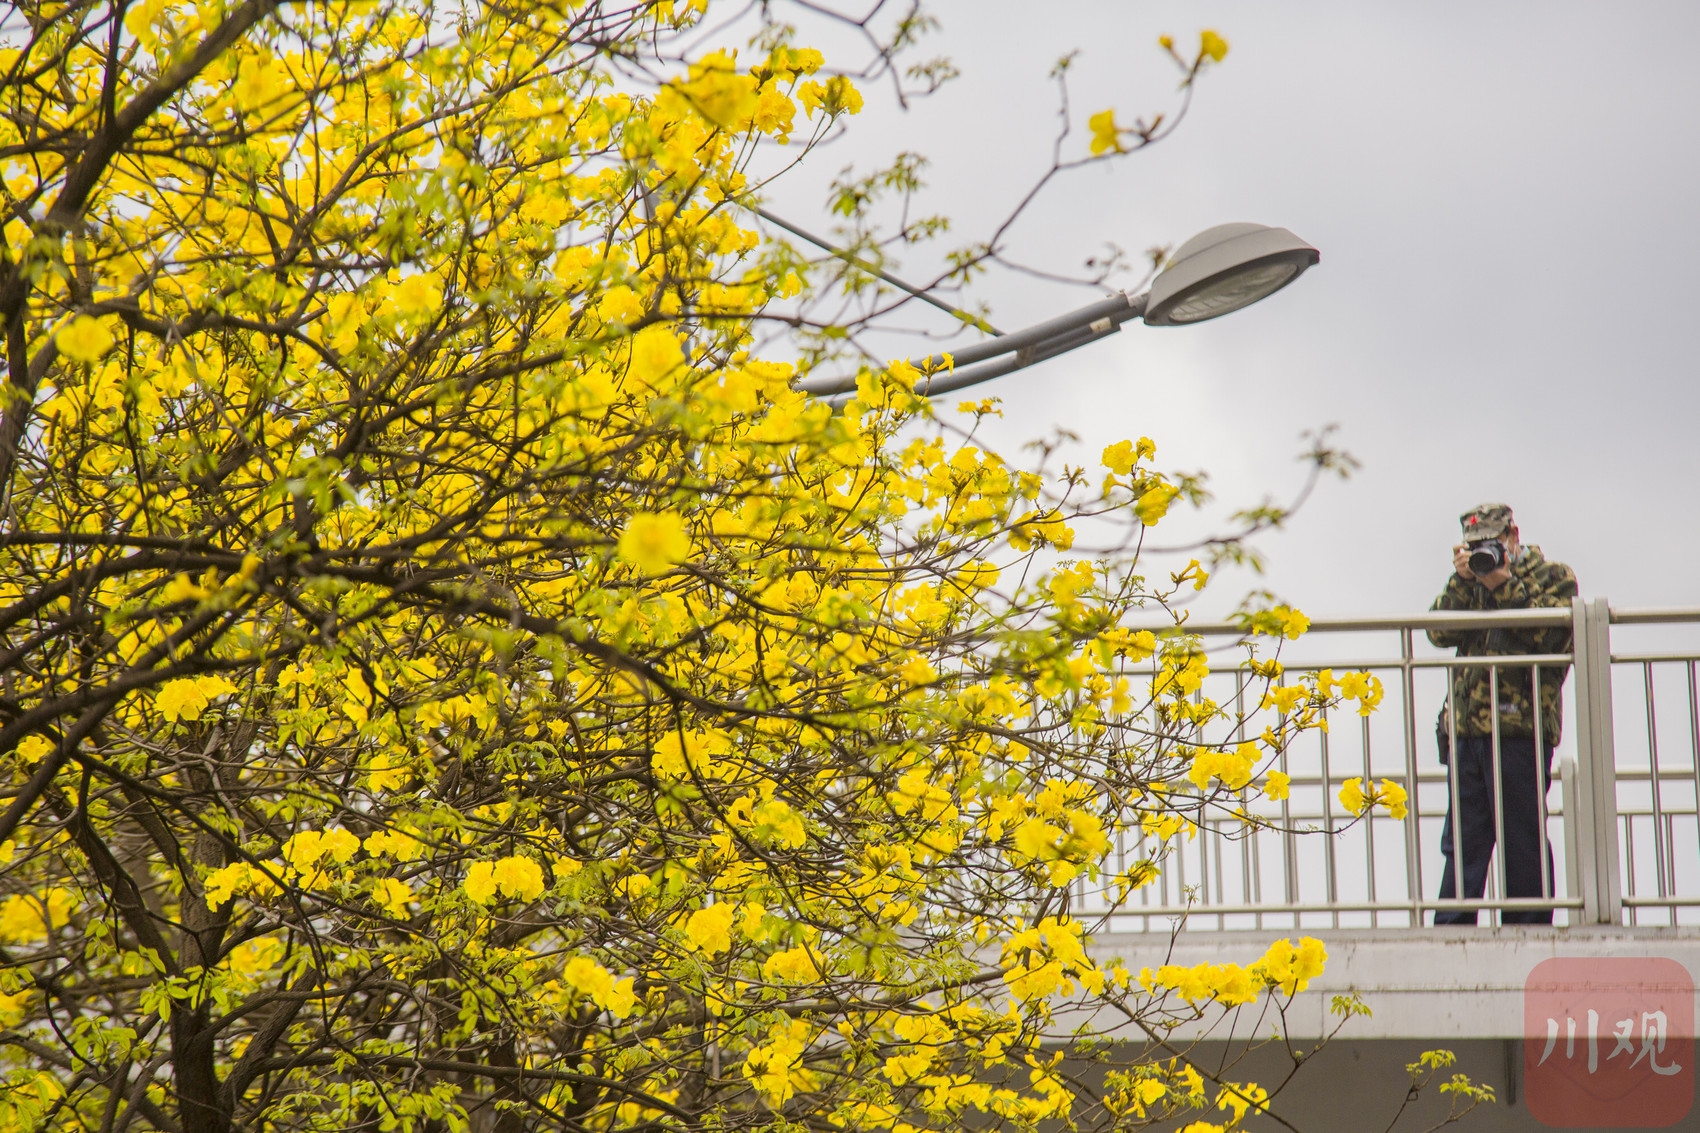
1467,542,1505,575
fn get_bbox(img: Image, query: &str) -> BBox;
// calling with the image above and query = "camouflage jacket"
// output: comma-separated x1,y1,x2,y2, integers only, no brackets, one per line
1427,544,1578,745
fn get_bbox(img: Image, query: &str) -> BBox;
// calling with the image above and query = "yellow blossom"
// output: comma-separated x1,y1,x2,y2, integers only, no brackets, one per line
618,512,690,574
227,936,287,974
1339,777,1367,816
364,828,424,860
1136,483,1180,525
0,989,30,1026
16,735,52,763
628,324,686,388
155,675,239,723
796,75,862,118
751,797,808,849
491,856,546,900
1088,109,1123,156
55,315,115,362
1253,936,1327,995
1277,605,1309,639
684,901,735,955
1381,777,1409,820
1340,670,1386,715
372,878,414,918
464,856,545,903
1100,436,1155,474
391,272,443,318
742,1020,816,1106
763,945,820,982
1187,744,1255,792
203,863,278,908
0,889,76,943
463,861,499,904
561,955,637,1018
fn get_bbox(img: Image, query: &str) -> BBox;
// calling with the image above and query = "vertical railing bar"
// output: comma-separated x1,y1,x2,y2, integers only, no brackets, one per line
1155,832,1165,923
1490,664,1509,926
1191,682,1207,933
1645,661,1669,908
1623,815,1637,927
1401,627,1423,927
1534,666,1552,905
1160,826,1171,919
1239,799,1252,909
1690,660,1700,903
1175,818,1188,921
1251,817,1264,925
1666,811,1678,926
1118,822,1128,932
1319,703,1338,928
1197,803,1210,927
1593,598,1623,926
1280,711,1297,915
1213,817,1226,931
1570,596,1599,924
1171,827,1181,928
1561,756,1581,927
1363,712,1377,926
1150,651,1161,933
1138,830,1151,934
1111,823,1125,933
1448,675,1464,912
1235,671,1259,929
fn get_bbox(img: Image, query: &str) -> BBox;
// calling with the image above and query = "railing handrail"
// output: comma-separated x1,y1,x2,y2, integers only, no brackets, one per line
1611,606,1700,624
1144,607,1571,636
1219,654,1573,671
1138,604,1700,638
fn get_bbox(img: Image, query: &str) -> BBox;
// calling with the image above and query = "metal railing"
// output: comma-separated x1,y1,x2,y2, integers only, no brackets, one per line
1077,598,1700,932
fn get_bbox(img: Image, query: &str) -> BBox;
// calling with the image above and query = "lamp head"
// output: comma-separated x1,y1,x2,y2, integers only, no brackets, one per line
1143,222,1319,326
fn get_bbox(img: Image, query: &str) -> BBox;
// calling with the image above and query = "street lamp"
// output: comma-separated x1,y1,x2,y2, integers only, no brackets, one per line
1143,223,1319,327
791,221,1318,399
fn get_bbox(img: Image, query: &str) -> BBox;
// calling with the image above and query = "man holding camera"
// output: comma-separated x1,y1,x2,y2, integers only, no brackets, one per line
1427,503,1578,925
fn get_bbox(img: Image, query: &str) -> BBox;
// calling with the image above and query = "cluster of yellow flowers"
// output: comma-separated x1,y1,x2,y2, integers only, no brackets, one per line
1137,936,1329,1008
1340,777,1411,821
0,2,1390,1129
1317,668,1388,716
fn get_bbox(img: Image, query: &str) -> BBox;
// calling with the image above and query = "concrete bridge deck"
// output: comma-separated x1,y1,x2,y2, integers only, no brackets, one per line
1090,926,1700,1039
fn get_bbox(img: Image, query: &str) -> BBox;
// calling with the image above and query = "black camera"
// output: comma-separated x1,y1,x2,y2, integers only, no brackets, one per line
1466,540,1506,575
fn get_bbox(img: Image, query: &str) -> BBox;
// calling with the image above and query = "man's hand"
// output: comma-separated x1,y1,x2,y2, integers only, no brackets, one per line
1454,543,1512,591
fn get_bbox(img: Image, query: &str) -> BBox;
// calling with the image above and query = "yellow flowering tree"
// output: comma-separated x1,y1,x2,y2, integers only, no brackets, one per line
0,3,1478,1132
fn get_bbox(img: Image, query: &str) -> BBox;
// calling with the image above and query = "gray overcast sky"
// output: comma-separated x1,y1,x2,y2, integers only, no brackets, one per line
755,1,1700,617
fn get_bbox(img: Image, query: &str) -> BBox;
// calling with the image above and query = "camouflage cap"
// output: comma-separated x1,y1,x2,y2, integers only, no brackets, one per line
1460,502,1514,544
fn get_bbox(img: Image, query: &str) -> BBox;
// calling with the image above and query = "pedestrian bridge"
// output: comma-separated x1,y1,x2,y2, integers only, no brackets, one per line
1070,601,1700,1130
1075,599,1700,1040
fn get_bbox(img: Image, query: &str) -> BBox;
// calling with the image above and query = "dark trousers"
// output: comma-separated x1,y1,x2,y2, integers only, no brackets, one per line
1435,736,1556,925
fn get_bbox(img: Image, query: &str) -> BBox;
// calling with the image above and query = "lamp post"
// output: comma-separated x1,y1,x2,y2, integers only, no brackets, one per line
791,222,1319,399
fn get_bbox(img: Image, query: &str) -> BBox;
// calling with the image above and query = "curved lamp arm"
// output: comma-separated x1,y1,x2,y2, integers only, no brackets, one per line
778,220,1319,402
799,290,1150,399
